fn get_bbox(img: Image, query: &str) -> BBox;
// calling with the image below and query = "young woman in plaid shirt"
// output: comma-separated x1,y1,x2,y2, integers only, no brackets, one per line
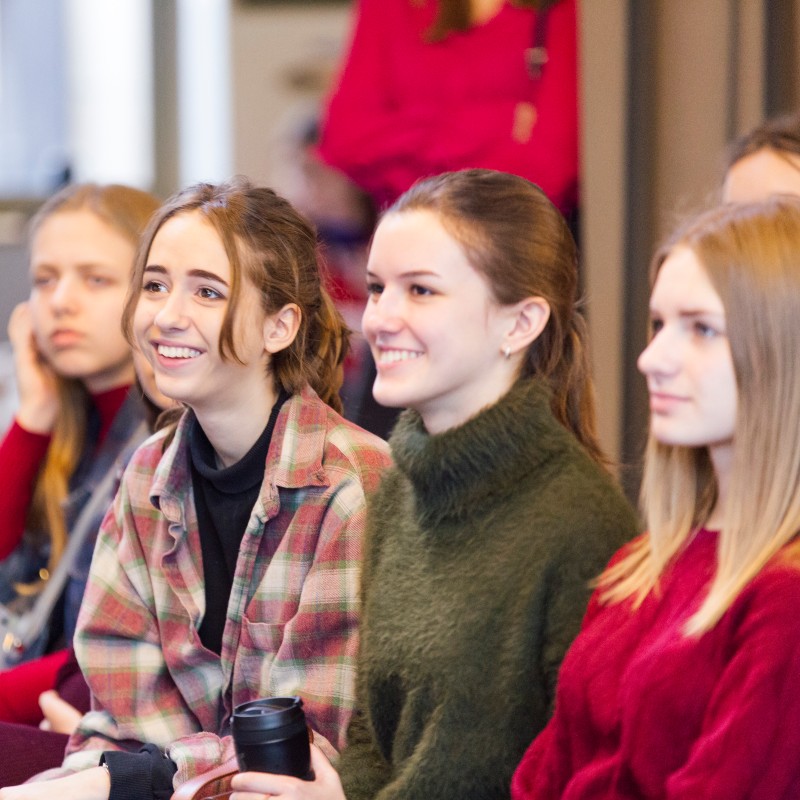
0,178,390,799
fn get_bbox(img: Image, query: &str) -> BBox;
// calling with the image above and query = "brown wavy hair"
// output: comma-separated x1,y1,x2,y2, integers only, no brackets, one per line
122,177,349,415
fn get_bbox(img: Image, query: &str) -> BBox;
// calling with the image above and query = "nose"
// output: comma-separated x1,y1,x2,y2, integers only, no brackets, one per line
49,274,80,315
637,325,678,378
153,288,189,331
361,288,402,342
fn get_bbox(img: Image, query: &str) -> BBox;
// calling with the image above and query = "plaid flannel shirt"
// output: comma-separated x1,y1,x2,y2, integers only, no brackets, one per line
61,387,390,788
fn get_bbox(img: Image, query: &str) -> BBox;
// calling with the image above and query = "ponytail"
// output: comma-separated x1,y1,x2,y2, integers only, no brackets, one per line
545,313,607,469
306,289,350,414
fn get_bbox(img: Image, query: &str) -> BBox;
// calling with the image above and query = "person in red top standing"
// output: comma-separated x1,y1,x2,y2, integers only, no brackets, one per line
512,198,800,799
0,184,159,729
318,0,578,217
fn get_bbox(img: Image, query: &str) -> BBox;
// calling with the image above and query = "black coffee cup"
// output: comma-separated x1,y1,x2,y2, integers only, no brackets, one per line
231,696,314,780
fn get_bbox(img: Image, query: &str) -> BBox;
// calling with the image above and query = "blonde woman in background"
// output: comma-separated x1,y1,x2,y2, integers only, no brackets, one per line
0,184,159,728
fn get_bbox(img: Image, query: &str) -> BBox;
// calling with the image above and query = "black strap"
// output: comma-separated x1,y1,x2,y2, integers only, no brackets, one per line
526,7,550,79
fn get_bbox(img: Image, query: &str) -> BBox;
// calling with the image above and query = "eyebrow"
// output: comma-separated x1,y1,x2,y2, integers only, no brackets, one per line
366,268,441,280
144,264,230,287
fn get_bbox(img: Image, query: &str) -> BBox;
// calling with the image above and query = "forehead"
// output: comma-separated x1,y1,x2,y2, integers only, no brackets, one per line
651,247,724,313
368,209,479,276
31,209,134,266
149,210,231,272
723,148,800,202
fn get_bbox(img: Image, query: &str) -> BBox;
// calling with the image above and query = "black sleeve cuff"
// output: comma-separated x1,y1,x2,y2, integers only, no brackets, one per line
101,744,178,800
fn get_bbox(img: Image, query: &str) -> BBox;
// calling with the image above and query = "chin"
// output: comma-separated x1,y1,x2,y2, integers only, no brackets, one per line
371,385,409,411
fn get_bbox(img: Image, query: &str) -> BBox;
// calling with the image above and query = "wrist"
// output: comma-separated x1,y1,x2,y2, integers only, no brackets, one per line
16,402,58,434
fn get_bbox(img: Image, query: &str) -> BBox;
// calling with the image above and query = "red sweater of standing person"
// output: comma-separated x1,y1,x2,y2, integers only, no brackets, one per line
318,0,578,214
511,528,800,799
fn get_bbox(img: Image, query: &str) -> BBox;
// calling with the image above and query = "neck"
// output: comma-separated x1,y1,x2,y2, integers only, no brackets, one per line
705,442,733,531
83,362,136,395
469,0,505,24
91,383,131,445
193,386,279,468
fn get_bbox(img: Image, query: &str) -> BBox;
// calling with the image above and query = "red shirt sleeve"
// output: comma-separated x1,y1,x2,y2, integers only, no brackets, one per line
0,421,51,560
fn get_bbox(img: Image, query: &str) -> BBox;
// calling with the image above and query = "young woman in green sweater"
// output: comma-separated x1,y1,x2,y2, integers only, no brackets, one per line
231,169,638,800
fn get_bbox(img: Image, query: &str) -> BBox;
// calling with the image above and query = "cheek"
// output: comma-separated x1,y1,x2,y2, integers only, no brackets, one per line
132,303,151,344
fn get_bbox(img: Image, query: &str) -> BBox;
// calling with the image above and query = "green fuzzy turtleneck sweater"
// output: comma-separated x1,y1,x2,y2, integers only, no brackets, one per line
337,378,639,800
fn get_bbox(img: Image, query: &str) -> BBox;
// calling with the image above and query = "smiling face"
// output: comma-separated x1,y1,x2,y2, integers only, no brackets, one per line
132,210,276,419
361,210,524,434
723,147,800,202
637,246,737,463
28,209,136,392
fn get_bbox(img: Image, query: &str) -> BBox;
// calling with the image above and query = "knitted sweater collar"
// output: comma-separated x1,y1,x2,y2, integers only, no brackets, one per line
390,378,573,525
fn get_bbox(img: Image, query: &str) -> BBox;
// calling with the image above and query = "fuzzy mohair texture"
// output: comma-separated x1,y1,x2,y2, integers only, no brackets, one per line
337,377,639,800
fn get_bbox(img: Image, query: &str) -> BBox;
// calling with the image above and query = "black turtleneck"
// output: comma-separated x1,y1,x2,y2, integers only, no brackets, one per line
189,391,288,654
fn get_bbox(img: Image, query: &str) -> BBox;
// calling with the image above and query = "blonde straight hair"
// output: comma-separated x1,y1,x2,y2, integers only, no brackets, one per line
22,184,159,593
597,198,800,635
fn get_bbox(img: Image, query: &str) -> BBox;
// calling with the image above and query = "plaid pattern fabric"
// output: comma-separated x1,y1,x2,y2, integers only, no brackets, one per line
62,387,390,787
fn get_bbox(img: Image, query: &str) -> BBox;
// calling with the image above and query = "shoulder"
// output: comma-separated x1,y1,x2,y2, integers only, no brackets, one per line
730,555,800,632
274,388,391,494
527,439,639,540
123,427,171,477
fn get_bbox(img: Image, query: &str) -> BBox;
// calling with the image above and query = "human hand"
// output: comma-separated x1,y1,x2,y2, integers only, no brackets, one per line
8,302,58,434
0,767,109,800
38,690,83,735
230,745,346,800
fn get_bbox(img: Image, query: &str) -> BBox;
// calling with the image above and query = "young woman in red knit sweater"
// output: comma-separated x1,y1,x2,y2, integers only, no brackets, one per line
512,198,800,799
0,184,159,730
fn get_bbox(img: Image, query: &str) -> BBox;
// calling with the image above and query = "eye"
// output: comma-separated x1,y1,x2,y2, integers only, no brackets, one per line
693,321,720,339
649,317,664,336
142,279,167,294
410,284,434,297
366,281,384,297
86,274,112,287
31,273,56,288
197,286,224,300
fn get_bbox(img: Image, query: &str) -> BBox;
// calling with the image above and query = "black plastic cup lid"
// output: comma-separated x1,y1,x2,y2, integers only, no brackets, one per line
232,696,305,731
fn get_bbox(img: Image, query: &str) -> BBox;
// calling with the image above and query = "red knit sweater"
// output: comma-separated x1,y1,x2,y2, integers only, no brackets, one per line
512,528,800,799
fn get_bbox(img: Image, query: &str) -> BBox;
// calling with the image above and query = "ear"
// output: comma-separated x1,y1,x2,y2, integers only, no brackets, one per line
263,303,302,354
501,296,550,357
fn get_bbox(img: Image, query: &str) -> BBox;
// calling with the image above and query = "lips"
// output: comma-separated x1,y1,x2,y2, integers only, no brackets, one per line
648,391,688,413
49,329,84,348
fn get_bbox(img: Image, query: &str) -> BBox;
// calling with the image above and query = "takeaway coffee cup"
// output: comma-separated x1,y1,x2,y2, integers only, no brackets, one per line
231,696,314,780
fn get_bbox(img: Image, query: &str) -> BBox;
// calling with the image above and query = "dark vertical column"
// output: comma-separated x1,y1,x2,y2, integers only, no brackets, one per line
765,0,798,115
619,4,658,501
